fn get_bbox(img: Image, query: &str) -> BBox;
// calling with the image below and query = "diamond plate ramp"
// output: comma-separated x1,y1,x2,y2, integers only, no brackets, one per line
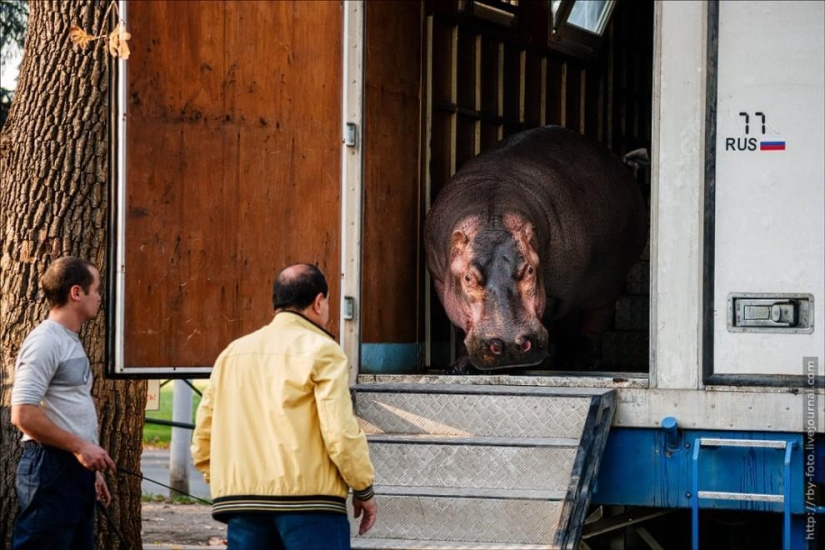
353,490,563,544
368,435,578,493
355,385,597,439
351,383,616,550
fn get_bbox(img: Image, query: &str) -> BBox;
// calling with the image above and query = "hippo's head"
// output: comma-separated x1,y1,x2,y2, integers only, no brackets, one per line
445,214,549,369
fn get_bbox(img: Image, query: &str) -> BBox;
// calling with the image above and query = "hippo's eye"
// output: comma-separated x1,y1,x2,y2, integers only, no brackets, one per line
525,265,535,277
464,273,473,284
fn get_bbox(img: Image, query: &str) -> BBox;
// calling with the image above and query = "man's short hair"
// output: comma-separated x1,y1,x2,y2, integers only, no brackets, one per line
272,264,328,311
41,257,96,308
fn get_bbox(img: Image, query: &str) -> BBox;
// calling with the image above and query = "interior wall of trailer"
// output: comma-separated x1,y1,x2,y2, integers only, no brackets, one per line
124,1,343,370
360,1,424,373
360,0,655,374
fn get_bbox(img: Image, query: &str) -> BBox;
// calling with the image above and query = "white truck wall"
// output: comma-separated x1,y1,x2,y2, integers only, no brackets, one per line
712,0,825,376
644,0,824,432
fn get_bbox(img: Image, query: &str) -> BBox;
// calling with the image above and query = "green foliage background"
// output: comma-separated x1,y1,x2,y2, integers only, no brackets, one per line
0,0,27,129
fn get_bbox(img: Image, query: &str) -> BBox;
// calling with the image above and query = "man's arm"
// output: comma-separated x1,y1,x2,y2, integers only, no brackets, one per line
313,343,377,533
11,404,115,472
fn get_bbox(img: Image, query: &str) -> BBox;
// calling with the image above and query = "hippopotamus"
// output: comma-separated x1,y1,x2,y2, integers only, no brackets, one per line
424,126,646,371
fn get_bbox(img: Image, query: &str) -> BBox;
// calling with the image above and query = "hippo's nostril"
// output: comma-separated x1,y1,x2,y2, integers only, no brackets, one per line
489,339,504,355
521,338,532,353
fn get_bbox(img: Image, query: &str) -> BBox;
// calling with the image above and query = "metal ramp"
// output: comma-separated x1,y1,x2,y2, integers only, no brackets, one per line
349,383,616,550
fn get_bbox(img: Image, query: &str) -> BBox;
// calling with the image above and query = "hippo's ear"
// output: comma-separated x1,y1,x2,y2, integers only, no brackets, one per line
451,230,469,257
520,223,538,251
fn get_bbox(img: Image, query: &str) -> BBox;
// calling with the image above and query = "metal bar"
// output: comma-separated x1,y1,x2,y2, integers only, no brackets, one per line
519,50,526,124
432,100,523,128
540,57,547,126
181,378,203,397
697,491,783,503
423,16,434,368
497,41,504,140
449,23,459,365
691,440,700,550
474,33,481,154
145,418,194,430
340,0,366,383
783,442,795,550
581,508,672,539
698,438,787,449
115,366,213,377
373,485,565,501
112,0,128,375
366,434,580,447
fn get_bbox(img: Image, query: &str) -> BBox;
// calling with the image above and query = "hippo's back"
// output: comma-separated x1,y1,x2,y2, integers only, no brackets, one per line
426,125,646,318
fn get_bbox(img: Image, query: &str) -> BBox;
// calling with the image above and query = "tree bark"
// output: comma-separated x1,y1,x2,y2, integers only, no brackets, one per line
0,1,146,548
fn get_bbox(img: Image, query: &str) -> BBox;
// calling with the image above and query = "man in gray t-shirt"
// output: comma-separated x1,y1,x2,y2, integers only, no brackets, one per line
10,257,116,550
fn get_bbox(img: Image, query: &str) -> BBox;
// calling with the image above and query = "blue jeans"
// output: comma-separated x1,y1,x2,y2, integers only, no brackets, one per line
13,443,96,550
227,511,351,550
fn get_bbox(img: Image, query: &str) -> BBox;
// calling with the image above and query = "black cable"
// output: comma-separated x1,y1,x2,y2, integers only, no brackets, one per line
118,466,213,505
93,467,212,549
96,501,131,550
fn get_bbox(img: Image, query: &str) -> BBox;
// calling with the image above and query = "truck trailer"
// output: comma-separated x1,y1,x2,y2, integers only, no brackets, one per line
108,1,824,547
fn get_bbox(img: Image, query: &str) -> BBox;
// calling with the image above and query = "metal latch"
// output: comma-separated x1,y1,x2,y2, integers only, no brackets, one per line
728,293,814,333
741,300,797,327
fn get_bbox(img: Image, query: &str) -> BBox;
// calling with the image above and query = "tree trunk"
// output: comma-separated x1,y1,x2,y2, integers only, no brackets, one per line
0,1,146,548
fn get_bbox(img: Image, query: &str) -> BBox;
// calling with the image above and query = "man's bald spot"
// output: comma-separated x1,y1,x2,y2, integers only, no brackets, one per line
272,263,328,312
277,264,316,285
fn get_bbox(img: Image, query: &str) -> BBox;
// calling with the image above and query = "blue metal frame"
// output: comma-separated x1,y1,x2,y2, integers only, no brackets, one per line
690,439,796,550
593,428,806,513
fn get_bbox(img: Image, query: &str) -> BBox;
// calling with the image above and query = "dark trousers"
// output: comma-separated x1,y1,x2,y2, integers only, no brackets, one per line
13,442,96,550
227,511,351,550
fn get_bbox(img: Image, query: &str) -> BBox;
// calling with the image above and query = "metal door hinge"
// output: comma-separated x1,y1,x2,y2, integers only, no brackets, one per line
343,296,355,321
344,123,358,147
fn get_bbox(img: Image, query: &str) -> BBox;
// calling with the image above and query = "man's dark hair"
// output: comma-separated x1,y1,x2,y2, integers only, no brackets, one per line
41,257,96,308
272,263,328,311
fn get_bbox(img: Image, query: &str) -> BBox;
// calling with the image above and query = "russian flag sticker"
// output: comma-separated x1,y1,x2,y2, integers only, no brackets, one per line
760,141,786,151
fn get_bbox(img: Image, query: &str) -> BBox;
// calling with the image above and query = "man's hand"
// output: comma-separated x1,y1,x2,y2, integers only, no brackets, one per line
95,471,111,506
352,496,377,535
12,404,116,473
75,441,116,473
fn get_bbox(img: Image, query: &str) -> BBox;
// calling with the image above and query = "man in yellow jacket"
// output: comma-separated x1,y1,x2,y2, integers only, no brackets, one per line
192,263,377,549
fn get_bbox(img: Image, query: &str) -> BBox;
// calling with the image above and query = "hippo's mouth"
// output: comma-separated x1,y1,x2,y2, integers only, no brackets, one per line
469,351,548,370
465,329,549,370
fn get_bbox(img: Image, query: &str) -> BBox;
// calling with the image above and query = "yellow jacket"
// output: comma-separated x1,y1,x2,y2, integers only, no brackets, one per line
191,311,374,520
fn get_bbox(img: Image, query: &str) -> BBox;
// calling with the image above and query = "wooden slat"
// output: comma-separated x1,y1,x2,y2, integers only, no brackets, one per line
546,59,563,127
523,52,543,128
363,0,423,343
125,1,341,368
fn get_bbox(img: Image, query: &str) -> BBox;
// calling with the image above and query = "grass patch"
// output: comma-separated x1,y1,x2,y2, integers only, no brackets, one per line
143,380,208,448
141,492,211,505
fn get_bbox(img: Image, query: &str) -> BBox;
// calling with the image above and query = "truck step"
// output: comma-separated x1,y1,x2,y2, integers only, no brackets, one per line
368,434,578,493
354,383,610,439
351,383,616,549
351,539,554,549
349,486,563,545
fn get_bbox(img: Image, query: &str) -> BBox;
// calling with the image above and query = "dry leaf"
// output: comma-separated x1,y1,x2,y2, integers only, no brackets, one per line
69,25,95,50
107,22,131,59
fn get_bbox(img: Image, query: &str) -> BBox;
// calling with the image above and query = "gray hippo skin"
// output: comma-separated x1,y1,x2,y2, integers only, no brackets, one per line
424,126,646,371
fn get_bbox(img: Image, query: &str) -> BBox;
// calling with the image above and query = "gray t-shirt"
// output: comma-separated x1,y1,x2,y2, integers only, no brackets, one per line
11,319,99,445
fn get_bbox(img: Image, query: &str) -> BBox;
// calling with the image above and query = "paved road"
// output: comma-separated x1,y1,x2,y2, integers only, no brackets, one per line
140,448,211,501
